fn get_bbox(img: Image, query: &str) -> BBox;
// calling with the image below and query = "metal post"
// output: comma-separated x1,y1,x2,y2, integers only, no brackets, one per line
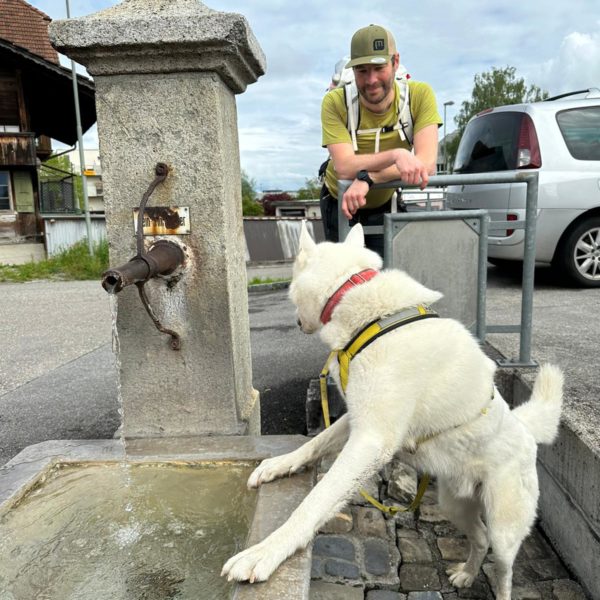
65,0,94,256
518,172,539,364
337,179,352,242
443,100,454,173
477,211,489,342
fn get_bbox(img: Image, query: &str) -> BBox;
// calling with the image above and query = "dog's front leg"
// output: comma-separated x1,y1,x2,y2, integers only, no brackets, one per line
247,414,350,488
222,431,391,583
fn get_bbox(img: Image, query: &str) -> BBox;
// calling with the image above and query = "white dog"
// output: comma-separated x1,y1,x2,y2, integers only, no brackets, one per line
222,223,563,599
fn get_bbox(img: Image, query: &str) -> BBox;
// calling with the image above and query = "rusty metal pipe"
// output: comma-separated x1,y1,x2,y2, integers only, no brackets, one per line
101,240,185,294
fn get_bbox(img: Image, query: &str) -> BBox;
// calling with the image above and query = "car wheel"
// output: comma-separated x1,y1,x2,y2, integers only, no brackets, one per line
556,217,600,287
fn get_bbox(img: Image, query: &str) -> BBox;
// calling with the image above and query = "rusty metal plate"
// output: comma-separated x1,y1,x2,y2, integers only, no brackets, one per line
133,207,190,235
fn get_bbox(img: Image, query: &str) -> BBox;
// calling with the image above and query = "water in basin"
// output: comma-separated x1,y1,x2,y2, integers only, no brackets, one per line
0,461,257,599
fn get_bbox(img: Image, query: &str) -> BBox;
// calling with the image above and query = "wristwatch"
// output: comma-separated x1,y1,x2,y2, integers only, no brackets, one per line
356,170,374,188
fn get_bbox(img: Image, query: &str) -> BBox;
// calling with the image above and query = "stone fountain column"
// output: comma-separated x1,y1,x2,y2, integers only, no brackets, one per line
49,0,266,438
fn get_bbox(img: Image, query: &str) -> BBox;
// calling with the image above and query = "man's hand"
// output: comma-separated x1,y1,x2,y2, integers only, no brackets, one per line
394,149,429,189
342,179,369,219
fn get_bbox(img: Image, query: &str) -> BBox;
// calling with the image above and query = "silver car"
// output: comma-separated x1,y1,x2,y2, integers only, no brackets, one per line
446,90,600,286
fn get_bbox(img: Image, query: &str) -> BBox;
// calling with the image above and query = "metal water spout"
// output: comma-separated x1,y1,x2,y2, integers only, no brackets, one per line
101,162,186,350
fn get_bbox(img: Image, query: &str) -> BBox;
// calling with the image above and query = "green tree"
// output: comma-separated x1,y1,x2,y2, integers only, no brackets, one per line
241,170,263,216
296,177,321,200
446,66,548,170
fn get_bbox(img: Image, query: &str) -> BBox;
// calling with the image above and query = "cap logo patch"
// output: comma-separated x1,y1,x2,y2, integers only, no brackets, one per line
373,39,385,51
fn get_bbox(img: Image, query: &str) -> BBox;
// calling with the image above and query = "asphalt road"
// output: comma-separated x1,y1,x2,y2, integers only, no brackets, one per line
1,265,598,467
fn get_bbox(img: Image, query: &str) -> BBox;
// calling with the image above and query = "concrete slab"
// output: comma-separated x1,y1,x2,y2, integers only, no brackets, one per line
0,242,45,265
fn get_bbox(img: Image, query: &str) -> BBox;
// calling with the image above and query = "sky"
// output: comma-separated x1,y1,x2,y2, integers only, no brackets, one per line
31,0,600,191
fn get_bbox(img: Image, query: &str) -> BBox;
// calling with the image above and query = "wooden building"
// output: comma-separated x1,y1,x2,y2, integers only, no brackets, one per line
0,0,95,246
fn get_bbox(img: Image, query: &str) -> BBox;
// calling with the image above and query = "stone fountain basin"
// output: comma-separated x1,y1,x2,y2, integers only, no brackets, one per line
0,435,314,600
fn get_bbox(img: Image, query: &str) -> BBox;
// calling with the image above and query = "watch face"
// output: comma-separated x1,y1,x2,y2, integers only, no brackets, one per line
358,171,372,186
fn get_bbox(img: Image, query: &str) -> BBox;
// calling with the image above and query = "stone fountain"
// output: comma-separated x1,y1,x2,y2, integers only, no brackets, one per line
0,1,313,598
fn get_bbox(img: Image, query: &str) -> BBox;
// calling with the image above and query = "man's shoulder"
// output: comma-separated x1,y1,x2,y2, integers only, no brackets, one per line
323,87,346,105
407,80,434,96
322,87,347,119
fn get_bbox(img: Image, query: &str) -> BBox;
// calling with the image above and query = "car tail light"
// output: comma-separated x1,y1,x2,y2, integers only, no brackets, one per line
507,213,518,236
516,114,541,168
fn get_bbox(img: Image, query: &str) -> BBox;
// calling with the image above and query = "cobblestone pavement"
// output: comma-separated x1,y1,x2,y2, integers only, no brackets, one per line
308,453,589,600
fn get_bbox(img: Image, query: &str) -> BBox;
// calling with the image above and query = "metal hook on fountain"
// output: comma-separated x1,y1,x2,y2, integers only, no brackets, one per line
101,163,185,350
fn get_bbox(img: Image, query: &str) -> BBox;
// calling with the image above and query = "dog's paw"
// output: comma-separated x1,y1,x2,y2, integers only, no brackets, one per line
247,455,304,489
446,563,475,588
221,541,283,583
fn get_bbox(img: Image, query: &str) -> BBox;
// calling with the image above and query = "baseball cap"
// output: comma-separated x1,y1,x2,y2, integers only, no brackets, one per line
346,25,397,68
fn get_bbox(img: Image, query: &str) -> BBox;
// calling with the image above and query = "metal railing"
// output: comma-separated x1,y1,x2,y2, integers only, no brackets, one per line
337,171,540,367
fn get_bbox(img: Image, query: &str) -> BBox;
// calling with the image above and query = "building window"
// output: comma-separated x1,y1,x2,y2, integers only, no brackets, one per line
0,171,11,210
0,125,20,133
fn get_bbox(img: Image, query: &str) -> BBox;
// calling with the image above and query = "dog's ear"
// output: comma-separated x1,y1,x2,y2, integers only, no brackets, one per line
299,220,316,253
344,224,365,248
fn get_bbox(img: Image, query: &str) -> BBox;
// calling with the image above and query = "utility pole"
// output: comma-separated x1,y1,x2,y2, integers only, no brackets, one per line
66,0,94,255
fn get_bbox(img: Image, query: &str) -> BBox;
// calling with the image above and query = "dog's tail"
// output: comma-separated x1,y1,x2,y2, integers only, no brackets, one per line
511,364,564,444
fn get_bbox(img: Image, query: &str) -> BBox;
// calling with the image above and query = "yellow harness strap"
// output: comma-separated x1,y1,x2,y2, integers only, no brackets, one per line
338,305,438,394
320,305,439,515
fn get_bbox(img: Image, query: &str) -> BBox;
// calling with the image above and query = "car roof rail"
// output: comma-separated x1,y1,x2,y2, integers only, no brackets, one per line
544,88,600,101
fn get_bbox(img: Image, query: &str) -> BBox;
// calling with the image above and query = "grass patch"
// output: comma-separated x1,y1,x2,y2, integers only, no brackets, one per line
0,239,109,283
248,276,290,286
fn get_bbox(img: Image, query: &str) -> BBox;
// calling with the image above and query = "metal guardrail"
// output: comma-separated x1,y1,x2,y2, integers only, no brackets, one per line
337,171,540,367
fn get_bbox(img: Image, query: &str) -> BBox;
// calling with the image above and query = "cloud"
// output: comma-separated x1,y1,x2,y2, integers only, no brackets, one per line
537,27,600,94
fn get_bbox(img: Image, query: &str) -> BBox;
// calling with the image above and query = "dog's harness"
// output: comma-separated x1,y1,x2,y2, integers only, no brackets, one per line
320,302,439,515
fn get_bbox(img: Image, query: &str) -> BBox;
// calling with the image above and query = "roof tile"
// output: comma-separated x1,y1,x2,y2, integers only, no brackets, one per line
0,0,59,64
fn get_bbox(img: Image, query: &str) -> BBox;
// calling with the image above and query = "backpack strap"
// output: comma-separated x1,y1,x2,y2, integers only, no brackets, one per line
396,79,413,146
343,80,360,152
344,78,414,153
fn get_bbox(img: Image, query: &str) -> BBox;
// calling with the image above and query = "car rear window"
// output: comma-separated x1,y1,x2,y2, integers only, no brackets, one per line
454,112,523,173
556,107,600,161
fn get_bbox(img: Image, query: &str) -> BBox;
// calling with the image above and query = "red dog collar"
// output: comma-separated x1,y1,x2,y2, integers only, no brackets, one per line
320,269,379,325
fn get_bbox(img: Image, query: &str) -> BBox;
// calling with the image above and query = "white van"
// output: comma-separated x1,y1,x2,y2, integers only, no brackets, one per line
446,90,600,286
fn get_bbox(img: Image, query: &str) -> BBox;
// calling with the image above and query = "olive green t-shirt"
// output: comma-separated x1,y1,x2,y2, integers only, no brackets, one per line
321,80,442,208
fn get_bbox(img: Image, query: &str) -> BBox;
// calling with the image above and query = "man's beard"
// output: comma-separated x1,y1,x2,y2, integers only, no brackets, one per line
357,71,395,106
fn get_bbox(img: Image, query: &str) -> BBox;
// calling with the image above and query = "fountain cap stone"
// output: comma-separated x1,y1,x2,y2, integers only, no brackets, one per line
49,0,266,93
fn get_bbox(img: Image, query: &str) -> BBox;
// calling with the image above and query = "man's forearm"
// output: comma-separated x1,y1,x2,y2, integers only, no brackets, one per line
331,148,400,180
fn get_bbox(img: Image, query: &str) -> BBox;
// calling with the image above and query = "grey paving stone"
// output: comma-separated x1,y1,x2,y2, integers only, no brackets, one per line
310,581,364,600
351,475,382,505
320,508,354,534
388,461,418,503
392,509,418,529
527,557,570,581
454,574,492,599
552,579,588,599
520,529,554,560
511,585,542,600
408,593,444,600
313,535,356,561
419,504,448,523
397,527,420,540
364,538,392,576
400,564,441,592
324,559,361,580
399,538,433,563
437,537,470,561
367,591,407,600
311,556,324,578
356,506,388,537
434,523,462,537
